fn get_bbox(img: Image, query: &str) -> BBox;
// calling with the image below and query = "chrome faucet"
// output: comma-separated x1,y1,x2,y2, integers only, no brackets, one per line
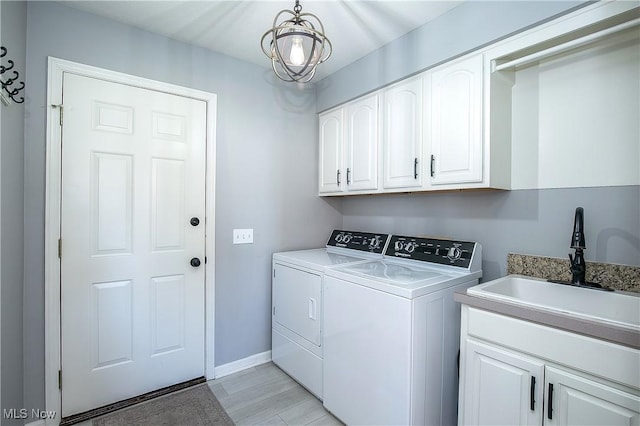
568,207,586,285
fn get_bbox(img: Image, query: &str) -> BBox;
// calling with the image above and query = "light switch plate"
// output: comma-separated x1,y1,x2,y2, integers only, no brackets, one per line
233,228,254,244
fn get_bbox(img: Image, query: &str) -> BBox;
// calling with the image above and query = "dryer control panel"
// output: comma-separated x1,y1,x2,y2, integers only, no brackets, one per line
385,235,477,269
327,230,390,254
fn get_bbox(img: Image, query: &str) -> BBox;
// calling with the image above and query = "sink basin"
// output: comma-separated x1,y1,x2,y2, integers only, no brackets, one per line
467,275,640,331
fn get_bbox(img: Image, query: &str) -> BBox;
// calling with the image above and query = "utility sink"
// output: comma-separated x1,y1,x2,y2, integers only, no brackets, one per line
467,275,640,331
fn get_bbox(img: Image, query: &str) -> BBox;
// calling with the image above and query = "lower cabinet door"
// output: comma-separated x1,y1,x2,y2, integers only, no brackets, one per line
460,339,544,426
544,366,640,426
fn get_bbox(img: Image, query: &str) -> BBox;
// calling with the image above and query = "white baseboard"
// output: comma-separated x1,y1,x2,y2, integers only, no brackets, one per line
213,350,272,378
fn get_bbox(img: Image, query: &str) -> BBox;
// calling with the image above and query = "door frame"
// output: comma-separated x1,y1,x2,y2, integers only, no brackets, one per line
44,57,217,424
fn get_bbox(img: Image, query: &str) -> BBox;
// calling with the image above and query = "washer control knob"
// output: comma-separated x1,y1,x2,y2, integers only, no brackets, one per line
369,236,381,249
447,247,462,260
394,241,404,251
343,234,352,243
406,242,416,253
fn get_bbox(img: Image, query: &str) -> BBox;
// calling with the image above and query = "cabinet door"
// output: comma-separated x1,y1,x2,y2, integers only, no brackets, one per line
272,263,322,346
318,108,344,193
382,77,423,189
545,366,640,426
346,94,379,192
430,54,483,185
460,339,544,426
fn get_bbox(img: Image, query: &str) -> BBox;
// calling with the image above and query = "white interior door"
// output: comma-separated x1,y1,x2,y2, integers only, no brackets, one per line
60,72,207,416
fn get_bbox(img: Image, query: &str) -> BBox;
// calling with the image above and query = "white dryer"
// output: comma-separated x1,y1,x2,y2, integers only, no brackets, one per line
323,235,482,426
271,230,390,398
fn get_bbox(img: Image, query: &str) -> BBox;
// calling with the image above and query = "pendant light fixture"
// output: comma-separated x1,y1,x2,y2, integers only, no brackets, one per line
261,0,332,83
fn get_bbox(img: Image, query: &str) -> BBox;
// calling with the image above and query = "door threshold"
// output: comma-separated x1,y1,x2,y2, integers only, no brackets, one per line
60,377,206,426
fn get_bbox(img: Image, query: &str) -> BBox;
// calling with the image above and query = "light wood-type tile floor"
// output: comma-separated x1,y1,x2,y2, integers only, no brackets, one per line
208,362,343,426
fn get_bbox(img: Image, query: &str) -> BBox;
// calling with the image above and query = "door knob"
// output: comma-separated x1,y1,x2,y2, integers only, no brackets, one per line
190,217,200,226
190,257,201,267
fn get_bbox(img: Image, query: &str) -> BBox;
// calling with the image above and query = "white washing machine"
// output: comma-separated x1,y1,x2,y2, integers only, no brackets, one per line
323,234,482,426
271,230,390,398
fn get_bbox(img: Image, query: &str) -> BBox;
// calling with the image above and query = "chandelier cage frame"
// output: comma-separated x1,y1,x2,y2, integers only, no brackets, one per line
261,1,333,83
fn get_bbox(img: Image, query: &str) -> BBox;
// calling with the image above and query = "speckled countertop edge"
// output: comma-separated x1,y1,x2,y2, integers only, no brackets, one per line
507,253,640,293
454,291,640,349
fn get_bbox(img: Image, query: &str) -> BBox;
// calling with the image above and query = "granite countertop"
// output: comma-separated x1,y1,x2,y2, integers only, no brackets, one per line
507,253,640,293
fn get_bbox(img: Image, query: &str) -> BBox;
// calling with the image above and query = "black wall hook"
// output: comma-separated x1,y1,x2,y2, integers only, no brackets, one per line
1,46,25,104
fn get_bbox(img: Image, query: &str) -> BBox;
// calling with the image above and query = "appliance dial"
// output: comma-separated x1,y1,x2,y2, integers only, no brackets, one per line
447,247,462,261
343,234,352,243
394,241,404,251
369,236,381,249
405,242,416,253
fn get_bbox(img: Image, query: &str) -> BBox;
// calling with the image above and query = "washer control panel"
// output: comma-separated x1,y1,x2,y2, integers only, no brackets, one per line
327,230,390,254
385,235,476,268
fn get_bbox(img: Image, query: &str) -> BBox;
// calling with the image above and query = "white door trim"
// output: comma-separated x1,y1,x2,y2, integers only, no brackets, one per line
44,57,217,425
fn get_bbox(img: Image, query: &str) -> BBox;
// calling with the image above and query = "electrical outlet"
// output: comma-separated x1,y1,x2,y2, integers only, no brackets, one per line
233,228,254,244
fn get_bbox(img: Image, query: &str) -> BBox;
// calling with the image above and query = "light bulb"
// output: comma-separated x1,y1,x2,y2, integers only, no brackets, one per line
289,36,305,66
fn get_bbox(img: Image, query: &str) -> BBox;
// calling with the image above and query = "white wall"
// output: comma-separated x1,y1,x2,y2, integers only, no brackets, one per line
511,31,640,189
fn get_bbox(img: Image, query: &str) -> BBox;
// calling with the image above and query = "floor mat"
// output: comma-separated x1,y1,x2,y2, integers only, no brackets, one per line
93,384,234,426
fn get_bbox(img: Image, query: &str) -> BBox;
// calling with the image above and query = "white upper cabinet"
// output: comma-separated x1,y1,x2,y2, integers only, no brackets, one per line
428,54,483,186
318,94,380,195
382,77,423,190
318,2,637,196
318,108,344,193
346,94,379,192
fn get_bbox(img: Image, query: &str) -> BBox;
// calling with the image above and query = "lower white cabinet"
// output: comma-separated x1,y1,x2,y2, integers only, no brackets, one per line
461,339,544,426
458,306,640,426
545,366,640,426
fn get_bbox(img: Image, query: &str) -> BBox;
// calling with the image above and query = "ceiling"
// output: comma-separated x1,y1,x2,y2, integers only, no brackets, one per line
59,0,463,80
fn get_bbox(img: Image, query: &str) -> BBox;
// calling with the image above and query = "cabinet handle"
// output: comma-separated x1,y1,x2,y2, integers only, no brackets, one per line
530,376,536,411
414,158,419,179
430,155,435,177
336,169,341,186
347,167,351,185
547,383,554,420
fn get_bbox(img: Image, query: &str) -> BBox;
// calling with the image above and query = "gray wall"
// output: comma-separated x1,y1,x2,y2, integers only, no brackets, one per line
23,1,341,413
341,187,640,282
317,1,588,111
316,0,640,281
14,0,640,418
1,1,26,424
